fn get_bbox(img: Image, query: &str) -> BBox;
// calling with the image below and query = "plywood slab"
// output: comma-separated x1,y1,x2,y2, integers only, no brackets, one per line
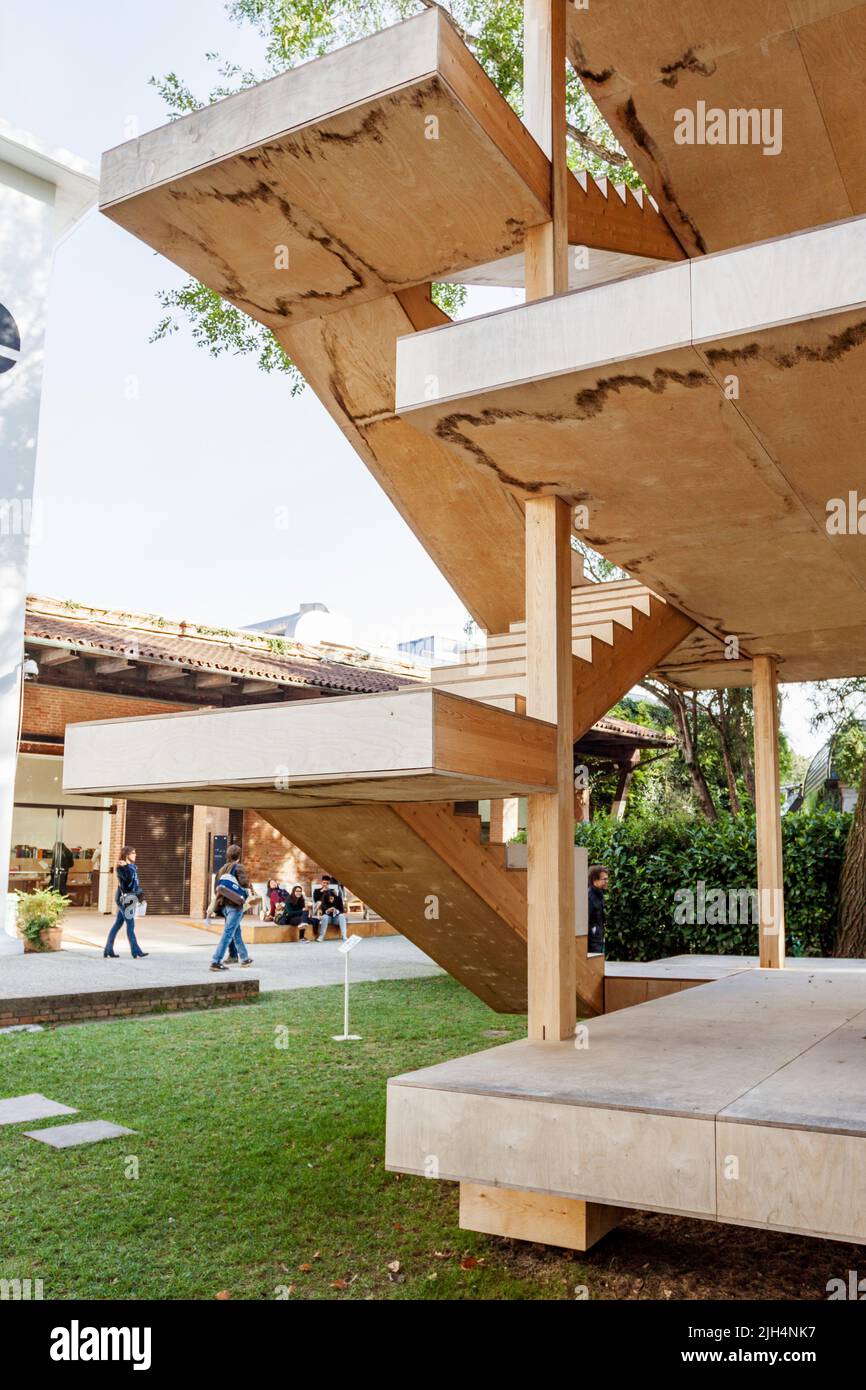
566,0,866,253
100,10,555,330
62,687,557,807
387,966,866,1242
397,218,866,683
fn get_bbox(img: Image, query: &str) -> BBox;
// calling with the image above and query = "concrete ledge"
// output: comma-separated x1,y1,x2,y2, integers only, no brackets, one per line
0,978,259,1028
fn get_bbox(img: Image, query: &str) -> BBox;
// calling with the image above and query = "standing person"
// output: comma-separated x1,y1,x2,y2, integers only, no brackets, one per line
281,884,313,940
52,840,74,897
89,844,101,907
588,865,609,955
315,879,348,943
104,846,149,959
210,852,255,971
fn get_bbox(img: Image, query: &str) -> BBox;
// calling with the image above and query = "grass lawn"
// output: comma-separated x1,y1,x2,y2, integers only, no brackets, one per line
0,975,861,1300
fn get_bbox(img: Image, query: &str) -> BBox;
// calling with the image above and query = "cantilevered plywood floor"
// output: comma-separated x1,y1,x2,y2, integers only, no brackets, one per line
566,0,866,256
97,7,683,640
387,966,866,1244
62,687,557,809
397,215,866,686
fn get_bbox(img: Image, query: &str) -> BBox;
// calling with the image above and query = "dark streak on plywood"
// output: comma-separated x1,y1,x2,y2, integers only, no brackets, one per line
705,317,866,371
660,48,718,89
620,98,707,255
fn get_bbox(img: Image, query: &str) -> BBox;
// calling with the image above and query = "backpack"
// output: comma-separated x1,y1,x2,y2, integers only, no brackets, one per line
216,872,246,909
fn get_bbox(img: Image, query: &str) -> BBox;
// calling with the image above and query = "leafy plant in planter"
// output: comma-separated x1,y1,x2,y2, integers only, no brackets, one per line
17,888,70,953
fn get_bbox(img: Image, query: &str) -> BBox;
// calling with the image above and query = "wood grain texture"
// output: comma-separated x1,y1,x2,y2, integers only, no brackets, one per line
525,497,576,1041
565,0,862,253
388,969,866,1241
261,801,528,1012
459,1182,623,1251
523,0,568,299
62,688,558,805
281,293,527,633
752,656,785,968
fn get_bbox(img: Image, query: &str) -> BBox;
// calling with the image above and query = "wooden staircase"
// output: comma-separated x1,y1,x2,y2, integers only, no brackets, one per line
259,584,694,1018
432,580,695,736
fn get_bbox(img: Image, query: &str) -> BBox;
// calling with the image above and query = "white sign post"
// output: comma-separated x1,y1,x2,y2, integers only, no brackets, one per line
0,125,96,953
333,934,363,1041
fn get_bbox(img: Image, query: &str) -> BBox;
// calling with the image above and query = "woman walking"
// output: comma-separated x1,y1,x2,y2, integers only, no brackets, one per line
104,846,148,959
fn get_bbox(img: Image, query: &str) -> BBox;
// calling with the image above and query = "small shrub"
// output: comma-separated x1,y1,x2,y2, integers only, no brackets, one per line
16,888,70,951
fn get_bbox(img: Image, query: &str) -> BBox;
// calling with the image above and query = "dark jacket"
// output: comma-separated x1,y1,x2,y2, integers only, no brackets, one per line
280,889,308,925
588,885,605,948
115,861,143,906
318,887,345,915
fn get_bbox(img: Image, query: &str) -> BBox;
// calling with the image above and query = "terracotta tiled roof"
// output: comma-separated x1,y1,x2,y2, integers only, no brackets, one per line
587,714,675,747
25,597,421,696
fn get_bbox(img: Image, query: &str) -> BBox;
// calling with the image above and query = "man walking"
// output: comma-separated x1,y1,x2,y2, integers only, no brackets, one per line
210,847,255,970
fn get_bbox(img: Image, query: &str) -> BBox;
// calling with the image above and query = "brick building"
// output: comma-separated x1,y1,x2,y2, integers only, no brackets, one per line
14,596,421,916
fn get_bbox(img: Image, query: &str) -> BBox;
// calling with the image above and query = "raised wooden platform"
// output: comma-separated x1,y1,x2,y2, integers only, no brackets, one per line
387,965,866,1247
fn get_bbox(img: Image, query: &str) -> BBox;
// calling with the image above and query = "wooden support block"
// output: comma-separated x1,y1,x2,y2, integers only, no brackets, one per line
752,654,785,969
525,496,576,1041
524,0,568,299
459,1182,623,1252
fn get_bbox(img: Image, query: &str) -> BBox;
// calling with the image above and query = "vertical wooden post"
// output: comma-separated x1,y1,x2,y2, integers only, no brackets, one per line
523,0,569,300
610,753,639,820
489,797,520,845
753,655,785,968
525,496,576,1040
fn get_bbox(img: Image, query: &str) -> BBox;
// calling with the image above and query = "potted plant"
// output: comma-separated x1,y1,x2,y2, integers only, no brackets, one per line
17,887,70,953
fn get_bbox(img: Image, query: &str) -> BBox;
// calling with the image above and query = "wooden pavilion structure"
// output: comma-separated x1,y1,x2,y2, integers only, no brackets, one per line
64,2,866,1249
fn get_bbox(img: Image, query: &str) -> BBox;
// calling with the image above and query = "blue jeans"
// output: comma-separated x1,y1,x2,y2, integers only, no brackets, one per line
317,911,347,942
212,906,249,964
105,905,145,957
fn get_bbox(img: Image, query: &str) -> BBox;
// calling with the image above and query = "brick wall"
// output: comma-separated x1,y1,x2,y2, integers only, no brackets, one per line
0,978,259,1028
22,684,188,741
241,811,325,892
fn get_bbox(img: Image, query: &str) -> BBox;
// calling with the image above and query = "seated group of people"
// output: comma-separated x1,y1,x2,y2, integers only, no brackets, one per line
263,873,348,942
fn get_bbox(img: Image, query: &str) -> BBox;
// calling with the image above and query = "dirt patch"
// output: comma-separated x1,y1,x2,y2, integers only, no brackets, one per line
485,1209,864,1300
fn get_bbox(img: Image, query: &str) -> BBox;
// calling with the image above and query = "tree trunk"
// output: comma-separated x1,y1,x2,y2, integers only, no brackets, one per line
729,688,756,803
708,692,742,813
835,755,866,955
670,689,719,821
643,678,719,821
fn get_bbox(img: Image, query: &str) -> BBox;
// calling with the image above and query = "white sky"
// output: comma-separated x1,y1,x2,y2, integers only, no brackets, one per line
2,0,823,757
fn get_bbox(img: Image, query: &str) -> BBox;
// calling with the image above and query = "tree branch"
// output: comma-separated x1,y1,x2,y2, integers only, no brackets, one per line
566,122,628,167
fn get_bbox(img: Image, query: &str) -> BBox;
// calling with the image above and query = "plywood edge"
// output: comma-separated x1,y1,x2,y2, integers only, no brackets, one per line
436,16,551,218
100,9,444,207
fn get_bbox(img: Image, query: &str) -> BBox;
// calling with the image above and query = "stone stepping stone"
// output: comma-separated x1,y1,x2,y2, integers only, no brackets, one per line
0,1093,77,1125
23,1120,135,1149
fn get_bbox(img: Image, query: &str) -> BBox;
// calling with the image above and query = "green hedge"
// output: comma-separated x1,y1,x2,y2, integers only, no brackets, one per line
517,809,849,961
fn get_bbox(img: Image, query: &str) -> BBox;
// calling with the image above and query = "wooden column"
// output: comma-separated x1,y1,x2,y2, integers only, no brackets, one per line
525,496,576,1040
489,797,520,845
753,655,785,968
523,0,568,300
610,753,640,820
